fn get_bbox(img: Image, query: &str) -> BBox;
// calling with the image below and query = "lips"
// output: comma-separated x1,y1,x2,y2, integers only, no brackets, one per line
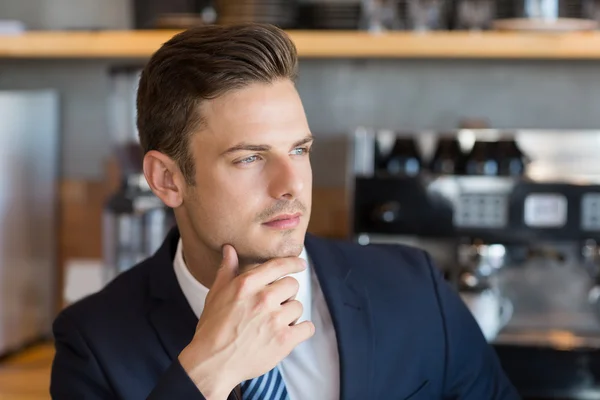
262,212,302,230
265,213,302,223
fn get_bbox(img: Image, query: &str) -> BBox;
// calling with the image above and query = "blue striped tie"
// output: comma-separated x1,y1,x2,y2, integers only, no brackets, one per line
241,366,289,400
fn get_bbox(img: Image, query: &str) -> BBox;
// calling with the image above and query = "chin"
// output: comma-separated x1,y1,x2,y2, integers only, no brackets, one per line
271,229,305,254
248,227,306,261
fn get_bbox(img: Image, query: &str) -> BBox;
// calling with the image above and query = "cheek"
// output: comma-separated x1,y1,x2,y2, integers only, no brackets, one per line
186,185,254,234
210,177,264,213
301,162,313,188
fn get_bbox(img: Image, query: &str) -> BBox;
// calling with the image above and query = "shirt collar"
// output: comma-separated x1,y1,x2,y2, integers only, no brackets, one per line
173,239,312,322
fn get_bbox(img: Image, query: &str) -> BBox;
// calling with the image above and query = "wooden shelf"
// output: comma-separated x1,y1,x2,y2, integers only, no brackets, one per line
2,30,600,59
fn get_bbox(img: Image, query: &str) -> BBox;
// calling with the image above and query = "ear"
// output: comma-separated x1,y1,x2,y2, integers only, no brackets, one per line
143,150,184,208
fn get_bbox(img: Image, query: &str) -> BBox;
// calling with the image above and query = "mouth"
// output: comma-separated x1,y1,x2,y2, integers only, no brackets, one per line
262,212,303,230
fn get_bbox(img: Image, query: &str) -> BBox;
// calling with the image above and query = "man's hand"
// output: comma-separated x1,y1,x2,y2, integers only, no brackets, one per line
178,244,315,400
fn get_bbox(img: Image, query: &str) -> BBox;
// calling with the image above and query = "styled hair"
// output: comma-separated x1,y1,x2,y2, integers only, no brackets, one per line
136,23,298,185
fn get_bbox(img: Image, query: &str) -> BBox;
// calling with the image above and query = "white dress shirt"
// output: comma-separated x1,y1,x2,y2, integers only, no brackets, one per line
173,239,340,400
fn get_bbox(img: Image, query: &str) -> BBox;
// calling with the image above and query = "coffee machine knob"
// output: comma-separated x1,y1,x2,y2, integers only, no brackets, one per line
373,201,401,223
459,271,480,290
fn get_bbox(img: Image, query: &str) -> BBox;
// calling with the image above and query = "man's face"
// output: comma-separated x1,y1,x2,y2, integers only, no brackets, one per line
182,79,313,266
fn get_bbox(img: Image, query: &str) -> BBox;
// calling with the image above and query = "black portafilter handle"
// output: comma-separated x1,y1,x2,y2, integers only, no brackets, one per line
371,201,402,224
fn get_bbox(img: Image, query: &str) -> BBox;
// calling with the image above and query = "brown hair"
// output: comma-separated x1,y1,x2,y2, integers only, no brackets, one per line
136,23,298,185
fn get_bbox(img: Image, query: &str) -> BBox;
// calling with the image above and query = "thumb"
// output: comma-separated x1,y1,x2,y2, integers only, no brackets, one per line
212,244,239,290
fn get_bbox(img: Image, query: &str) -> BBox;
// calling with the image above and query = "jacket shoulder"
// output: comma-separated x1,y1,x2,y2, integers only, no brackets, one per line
55,258,156,331
312,235,432,275
306,235,439,295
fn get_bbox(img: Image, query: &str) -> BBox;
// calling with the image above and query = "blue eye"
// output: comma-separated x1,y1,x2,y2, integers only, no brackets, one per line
238,155,259,164
291,147,309,156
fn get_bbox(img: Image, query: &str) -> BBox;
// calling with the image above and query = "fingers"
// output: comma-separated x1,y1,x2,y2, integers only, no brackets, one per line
277,299,304,326
289,320,315,346
212,244,240,291
264,276,300,305
245,257,307,289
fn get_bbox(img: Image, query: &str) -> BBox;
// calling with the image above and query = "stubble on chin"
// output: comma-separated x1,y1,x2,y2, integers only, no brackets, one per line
236,230,304,272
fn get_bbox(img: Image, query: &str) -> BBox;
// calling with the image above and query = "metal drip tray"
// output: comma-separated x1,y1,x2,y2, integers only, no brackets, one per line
495,328,600,350
473,243,600,352
506,309,600,332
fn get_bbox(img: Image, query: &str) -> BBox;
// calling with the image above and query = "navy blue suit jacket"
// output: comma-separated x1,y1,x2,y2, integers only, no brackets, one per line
50,228,520,399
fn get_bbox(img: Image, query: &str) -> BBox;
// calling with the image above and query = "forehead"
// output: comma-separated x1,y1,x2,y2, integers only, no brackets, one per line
197,80,309,147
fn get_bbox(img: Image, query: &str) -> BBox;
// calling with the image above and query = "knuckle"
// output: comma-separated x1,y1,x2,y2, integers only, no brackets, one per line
259,290,273,306
251,300,265,314
253,289,274,313
269,311,283,330
236,274,255,295
276,327,291,346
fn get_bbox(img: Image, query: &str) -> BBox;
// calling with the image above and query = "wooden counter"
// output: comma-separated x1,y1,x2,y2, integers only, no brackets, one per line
3,30,600,59
0,342,54,400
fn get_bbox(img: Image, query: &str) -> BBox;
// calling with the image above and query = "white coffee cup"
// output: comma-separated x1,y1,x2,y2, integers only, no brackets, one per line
460,289,513,342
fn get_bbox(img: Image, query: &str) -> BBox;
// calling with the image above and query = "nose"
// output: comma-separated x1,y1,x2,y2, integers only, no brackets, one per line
267,156,305,200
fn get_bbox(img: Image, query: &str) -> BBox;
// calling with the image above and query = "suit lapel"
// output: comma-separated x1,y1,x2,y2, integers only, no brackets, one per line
306,234,372,400
146,228,239,400
147,228,198,361
148,297,198,361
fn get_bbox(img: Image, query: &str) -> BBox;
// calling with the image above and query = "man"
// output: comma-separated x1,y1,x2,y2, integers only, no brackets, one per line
50,23,519,400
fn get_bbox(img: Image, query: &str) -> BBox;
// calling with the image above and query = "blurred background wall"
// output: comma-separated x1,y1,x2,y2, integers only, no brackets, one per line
2,1,600,180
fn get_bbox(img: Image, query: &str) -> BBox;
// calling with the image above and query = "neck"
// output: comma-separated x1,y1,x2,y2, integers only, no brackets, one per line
178,233,258,289
180,236,221,288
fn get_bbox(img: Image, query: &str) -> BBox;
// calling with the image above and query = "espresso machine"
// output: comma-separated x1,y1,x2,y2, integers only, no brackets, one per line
350,127,600,399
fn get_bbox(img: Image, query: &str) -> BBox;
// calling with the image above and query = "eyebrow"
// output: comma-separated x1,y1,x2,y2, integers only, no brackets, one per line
221,134,314,156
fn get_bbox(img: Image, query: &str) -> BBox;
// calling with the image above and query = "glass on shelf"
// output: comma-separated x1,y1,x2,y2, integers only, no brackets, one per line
454,0,495,31
361,0,403,32
405,0,450,31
